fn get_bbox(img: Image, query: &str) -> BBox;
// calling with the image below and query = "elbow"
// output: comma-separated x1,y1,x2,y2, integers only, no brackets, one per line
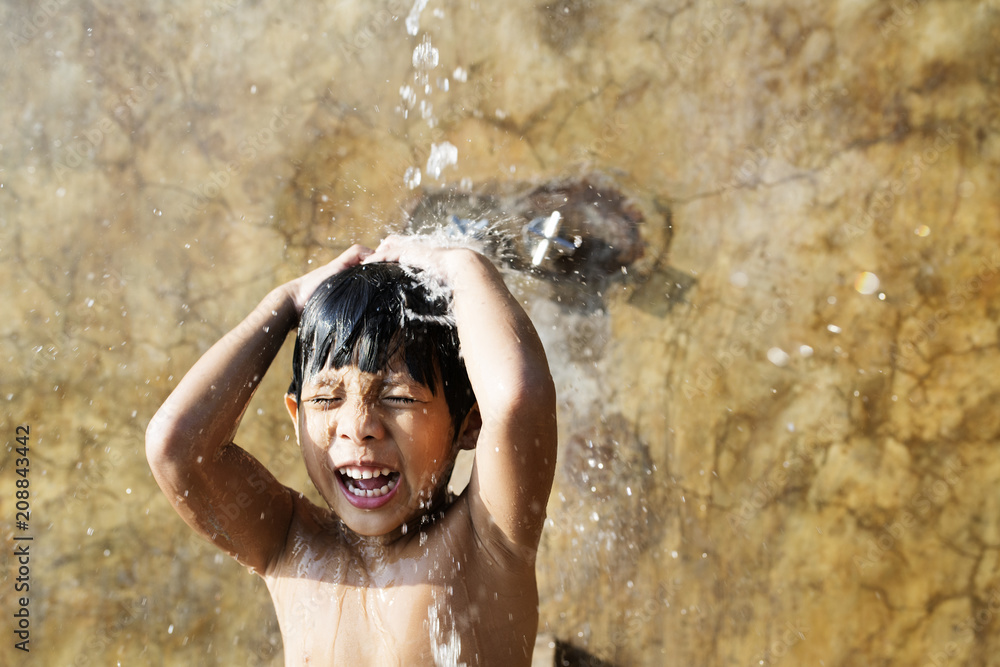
145,412,170,468
145,406,185,469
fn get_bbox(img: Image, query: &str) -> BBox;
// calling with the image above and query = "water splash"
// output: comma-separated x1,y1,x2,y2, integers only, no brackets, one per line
404,166,422,190
426,142,458,179
413,38,440,70
405,0,429,36
428,588,466,667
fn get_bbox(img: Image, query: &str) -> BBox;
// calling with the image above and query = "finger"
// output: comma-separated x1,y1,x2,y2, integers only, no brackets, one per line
364,238,403,263
345,244,375,261
330,244,373,269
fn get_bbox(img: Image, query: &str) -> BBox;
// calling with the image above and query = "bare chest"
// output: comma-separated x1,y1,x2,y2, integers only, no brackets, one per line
264,502,537,666
269,576,466,665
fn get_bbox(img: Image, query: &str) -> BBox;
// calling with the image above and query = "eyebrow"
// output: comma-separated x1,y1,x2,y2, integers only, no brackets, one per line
304,370,424,392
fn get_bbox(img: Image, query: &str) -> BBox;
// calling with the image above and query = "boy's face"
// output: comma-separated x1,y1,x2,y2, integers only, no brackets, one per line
285,360,463,537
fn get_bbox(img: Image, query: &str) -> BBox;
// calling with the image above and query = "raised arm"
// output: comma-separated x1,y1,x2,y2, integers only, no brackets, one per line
145,245,372,573
366,236,557,552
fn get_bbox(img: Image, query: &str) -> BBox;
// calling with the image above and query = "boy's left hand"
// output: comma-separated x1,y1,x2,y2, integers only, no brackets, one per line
364,234,468,278
368,233,557,555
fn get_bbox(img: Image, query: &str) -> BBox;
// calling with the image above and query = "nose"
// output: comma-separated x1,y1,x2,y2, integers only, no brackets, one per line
337,399,386,443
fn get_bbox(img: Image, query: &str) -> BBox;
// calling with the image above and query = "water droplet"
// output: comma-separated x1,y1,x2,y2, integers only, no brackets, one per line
404,166,422,189
767,347,790,367
854,271,880,295
405,0,429,35
426,142,458,179
412,38,439,70
399,85,416,108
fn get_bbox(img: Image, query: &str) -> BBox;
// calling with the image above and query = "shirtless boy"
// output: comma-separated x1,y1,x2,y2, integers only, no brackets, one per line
145,236,557,665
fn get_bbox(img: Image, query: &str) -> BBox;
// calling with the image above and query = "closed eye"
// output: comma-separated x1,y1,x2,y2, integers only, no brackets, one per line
308,397,341,408
384,396,417,405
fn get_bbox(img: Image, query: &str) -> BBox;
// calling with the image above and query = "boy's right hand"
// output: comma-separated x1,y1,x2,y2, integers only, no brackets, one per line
286,244,374,315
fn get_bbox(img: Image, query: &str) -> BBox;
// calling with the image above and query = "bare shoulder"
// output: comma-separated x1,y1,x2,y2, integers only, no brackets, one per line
435,493,539,579
264,491,347,580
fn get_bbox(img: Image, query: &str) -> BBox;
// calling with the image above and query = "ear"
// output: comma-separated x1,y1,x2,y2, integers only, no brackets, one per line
455,403,482,451
284,394,300,436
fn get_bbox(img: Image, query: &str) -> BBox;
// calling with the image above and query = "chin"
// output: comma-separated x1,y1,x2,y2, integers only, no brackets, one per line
340,513,406,539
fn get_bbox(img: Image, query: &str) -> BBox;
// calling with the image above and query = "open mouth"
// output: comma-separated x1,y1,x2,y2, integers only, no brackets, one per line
336,465,401,507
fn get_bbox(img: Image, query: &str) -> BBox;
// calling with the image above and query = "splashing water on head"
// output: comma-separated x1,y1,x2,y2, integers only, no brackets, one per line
389,227,495,329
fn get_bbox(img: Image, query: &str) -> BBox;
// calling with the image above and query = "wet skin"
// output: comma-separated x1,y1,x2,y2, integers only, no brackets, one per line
265,487,539,665
271,364,538,665
286,363,463,539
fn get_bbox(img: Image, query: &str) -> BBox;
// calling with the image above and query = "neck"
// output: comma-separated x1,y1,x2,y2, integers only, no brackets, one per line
336,487,455,557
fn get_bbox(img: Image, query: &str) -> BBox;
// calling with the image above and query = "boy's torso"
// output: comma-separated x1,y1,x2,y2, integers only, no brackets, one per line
264,491,538,666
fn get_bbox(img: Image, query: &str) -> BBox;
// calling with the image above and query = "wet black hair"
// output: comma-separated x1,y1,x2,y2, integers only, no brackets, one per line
288,262,476,434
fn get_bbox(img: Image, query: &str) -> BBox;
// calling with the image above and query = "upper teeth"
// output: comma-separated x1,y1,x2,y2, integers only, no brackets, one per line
341,466,393,479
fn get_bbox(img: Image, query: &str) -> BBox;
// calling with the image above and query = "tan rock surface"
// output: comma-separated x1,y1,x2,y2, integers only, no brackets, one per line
2,0,999,664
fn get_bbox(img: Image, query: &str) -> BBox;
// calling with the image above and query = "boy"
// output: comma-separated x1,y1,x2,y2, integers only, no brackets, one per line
145,236,557,665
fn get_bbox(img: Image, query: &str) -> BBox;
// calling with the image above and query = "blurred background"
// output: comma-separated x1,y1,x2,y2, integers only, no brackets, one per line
2,0,999,664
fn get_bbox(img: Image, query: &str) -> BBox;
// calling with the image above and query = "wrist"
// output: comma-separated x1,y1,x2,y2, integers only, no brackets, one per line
263,284,304,322
439,247,489,282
